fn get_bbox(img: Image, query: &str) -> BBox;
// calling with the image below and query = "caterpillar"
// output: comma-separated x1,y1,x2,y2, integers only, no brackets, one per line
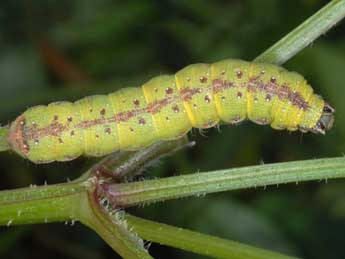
7,59,335,164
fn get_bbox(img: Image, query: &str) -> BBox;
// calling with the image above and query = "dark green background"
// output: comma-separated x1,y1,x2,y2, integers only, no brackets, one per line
0,1,344,258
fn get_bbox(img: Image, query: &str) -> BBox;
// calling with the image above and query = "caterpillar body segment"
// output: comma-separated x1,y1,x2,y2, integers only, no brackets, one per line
7,59,334,163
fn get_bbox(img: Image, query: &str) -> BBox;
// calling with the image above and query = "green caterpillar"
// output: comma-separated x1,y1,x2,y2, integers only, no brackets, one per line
7,59,335,163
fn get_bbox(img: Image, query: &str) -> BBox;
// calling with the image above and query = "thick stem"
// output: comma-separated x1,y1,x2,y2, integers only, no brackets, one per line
104,157,345,207
0,179,154,259
0,181,88,225
255,0,345,64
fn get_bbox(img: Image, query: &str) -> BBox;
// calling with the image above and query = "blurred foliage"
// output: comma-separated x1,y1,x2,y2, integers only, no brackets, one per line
0,0,345,258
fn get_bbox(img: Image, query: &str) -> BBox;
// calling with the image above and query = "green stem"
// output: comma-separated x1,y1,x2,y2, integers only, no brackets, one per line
0,180,154,259
126,215,299,259
255,0,345,64
0,181,88,225
88,137,192,181
0,127,9,152
105,157,345,207
84,193,154,259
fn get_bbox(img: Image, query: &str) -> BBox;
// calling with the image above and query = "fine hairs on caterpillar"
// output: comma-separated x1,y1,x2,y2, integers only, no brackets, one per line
7,59,335,164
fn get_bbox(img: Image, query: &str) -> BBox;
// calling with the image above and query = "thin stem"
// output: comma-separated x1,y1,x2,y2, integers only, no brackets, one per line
126,215,299,259
0,126,9,152
255,0,345,64
104,157,345,207
84,193,154,259
88,137,192,181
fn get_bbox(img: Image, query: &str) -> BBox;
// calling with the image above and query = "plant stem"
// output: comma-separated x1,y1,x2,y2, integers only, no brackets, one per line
255,0,345,64
0,181,88,225
104,157,345,207
84,193,154,259
88,137,192,181
126,214,299,259
0,180,154,259
0,127,9,152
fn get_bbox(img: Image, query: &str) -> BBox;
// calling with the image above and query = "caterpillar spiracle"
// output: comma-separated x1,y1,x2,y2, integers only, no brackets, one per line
7,59,335,164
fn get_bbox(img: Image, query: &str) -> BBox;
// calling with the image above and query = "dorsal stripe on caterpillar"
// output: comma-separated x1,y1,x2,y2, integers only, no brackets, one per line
7,59,334,163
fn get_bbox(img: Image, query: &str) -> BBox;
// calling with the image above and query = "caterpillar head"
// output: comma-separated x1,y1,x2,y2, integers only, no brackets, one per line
310,102,335,134
7,115,29,159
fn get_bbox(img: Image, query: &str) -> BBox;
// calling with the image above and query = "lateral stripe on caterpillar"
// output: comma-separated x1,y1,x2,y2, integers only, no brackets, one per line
7,59,335,163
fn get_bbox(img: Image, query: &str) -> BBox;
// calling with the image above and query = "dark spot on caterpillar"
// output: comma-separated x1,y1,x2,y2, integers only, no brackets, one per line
166,117,170,121
237,92,243,99
58,138,64,144
139,118,146,125
34,139,39,145
200,76,207,83
54,115,58,121
193,104,198,109
204,95,211,103
265,94,272,102
186,77,191,82
133,99,140,106
172,105,179,113
221,96,226,101
70,130,75,136
96,134,99,138
254,97,258,103
130,127,134,132
89,108,93,113
165,87,174,94
261,70,265,75
270,77,276,83
100,109,106,116
154,87,158,92
67,117,73,122
105,128,111,134
236,70,243,79
221,70,226,75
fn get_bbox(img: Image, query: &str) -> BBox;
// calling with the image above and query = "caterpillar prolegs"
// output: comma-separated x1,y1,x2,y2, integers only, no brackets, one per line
7,59,335,163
